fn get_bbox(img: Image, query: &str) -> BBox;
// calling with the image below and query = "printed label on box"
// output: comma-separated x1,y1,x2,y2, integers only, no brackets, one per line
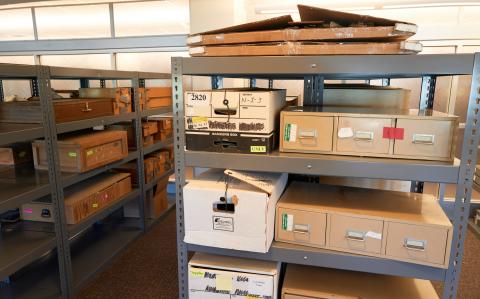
213,216,234,232
190,117,209,129
284,123,297,142
250,146,266,153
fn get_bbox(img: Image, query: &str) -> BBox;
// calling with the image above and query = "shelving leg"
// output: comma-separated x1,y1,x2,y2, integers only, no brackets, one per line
303,75,324,106
37,65,73,299
172,57,188,298
443,53,480,299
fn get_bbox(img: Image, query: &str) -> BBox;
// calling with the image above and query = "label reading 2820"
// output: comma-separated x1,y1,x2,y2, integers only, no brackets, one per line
189,93,207,101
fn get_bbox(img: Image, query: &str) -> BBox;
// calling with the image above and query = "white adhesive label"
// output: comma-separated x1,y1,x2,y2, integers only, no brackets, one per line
190,117,209,129
216,274,232,292
187,35,202,44
365,231,382,240
338,127,354,138
247,278,272,297
287,214,294,231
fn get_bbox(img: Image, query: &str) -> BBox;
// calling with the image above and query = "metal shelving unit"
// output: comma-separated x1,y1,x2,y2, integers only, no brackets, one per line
172,54,480,299
0,63,174,299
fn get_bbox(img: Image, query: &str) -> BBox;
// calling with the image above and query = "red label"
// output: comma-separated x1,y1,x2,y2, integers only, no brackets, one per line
383,127,404,140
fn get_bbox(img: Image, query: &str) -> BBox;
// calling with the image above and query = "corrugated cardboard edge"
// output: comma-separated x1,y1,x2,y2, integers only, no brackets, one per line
224,169,275,195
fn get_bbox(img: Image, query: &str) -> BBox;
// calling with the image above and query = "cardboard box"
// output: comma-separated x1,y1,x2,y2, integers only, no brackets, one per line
0,143,33,166
185,88,286,135
79,87,132,115
138,87,172,110
280,106,458,161
32,130,129,173
22,172,132,224
282,264,438,299
276,181,453,268
142,121,158,137
153,128,173,141
183,169,288,253
186,131,276,154
124,176,169,219
189,252,280,299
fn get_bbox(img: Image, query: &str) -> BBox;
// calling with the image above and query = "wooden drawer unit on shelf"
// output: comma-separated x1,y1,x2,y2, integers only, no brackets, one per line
138,87,172,110
275,181,453,268
32,130,129,173
280,106,458,161
79,87,132,115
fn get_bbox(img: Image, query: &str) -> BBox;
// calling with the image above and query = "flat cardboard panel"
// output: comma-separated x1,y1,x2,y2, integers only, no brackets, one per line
190,41,422,57
192,15,293,36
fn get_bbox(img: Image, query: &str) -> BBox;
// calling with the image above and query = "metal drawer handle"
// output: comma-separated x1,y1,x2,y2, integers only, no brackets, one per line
354,131,373,141
346,230,365,242
412,134,435,145
404,238,427,251
293,224,310,234
298,129,317,139
81,102,93,112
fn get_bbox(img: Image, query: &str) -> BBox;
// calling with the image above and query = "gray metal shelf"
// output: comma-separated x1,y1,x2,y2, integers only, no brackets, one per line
0,123,44,147
49,66,137,80
68,189,140,238
180,54,474,78
56,113,136,134
145,168,174,192
70,218,142,292
138,72,172,80
0,226,56,280
143,138,173,155
173,54,480,299
188,241,445,281
0,63,37,79
141,107,172,117
0,167,50,214
61,150,139,188
185,151,460,184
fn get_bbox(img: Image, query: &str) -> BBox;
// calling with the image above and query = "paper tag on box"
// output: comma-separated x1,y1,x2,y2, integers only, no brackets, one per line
248,277,273,297
284,123,297,142
191,117,209,129
216,274,232,292
282,213,294,231
365,231,382,240
338,127,354,138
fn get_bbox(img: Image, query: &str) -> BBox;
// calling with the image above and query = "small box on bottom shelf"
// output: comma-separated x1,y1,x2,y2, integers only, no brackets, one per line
189,252,280,299
183,169,288,253
22,172,132,225
32,130,129,173
0,143,33,166
186,131,276,154
275,181,453,268
282,264,438,299
123,176,169,219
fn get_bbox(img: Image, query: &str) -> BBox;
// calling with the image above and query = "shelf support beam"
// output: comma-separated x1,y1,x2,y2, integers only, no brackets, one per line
0,80,3,101
211,76,223,90
443,53,480,299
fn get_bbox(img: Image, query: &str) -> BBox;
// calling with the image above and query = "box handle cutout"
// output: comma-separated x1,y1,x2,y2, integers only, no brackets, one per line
412,134,435,145
354,131,374,142
298,129,317,139
214,108,237,116
346,230,365,242
213,197,235,214
213,140,238,149
404,238,427,251
293,224,310,235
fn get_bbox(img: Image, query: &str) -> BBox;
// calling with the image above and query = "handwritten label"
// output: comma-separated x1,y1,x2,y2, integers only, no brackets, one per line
190,117,208,129
68,151,77,157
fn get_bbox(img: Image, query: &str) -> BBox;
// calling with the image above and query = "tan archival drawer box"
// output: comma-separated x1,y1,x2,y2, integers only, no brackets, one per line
280,106,458,161
276,207,327,248
275,181,453,268
329,214,383,255
281,264,439,299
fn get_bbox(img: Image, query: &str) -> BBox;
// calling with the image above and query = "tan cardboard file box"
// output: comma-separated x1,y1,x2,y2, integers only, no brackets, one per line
282,264,439,299
280,106,458,161
183,169,288,253
189,253,280,299
276,181,453,268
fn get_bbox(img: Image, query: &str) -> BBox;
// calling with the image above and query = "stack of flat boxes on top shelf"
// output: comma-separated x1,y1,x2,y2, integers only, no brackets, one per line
181,5,459,299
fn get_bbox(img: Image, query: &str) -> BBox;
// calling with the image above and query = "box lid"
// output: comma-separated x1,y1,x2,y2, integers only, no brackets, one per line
189,252,278,276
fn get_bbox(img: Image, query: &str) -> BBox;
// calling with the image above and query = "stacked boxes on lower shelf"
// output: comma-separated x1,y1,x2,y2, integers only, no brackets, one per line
123,176,170,219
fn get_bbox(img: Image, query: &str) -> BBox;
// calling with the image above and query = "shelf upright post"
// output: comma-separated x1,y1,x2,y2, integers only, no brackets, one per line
37,65,73,299
100,79,106,88
382,78,390,86
443,53,480,299
31,79,39,97
303,75,324,106
172,57,188,298
249,78,256,88
410,75,437,193
133,73,147,232
268,79,274,89
211,75,223,89
79,79,89,88
0,79,3,101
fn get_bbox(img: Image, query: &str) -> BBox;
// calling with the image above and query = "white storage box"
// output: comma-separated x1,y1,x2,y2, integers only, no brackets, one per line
185,88,286,134
189,252,280,299
183,169,288,253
